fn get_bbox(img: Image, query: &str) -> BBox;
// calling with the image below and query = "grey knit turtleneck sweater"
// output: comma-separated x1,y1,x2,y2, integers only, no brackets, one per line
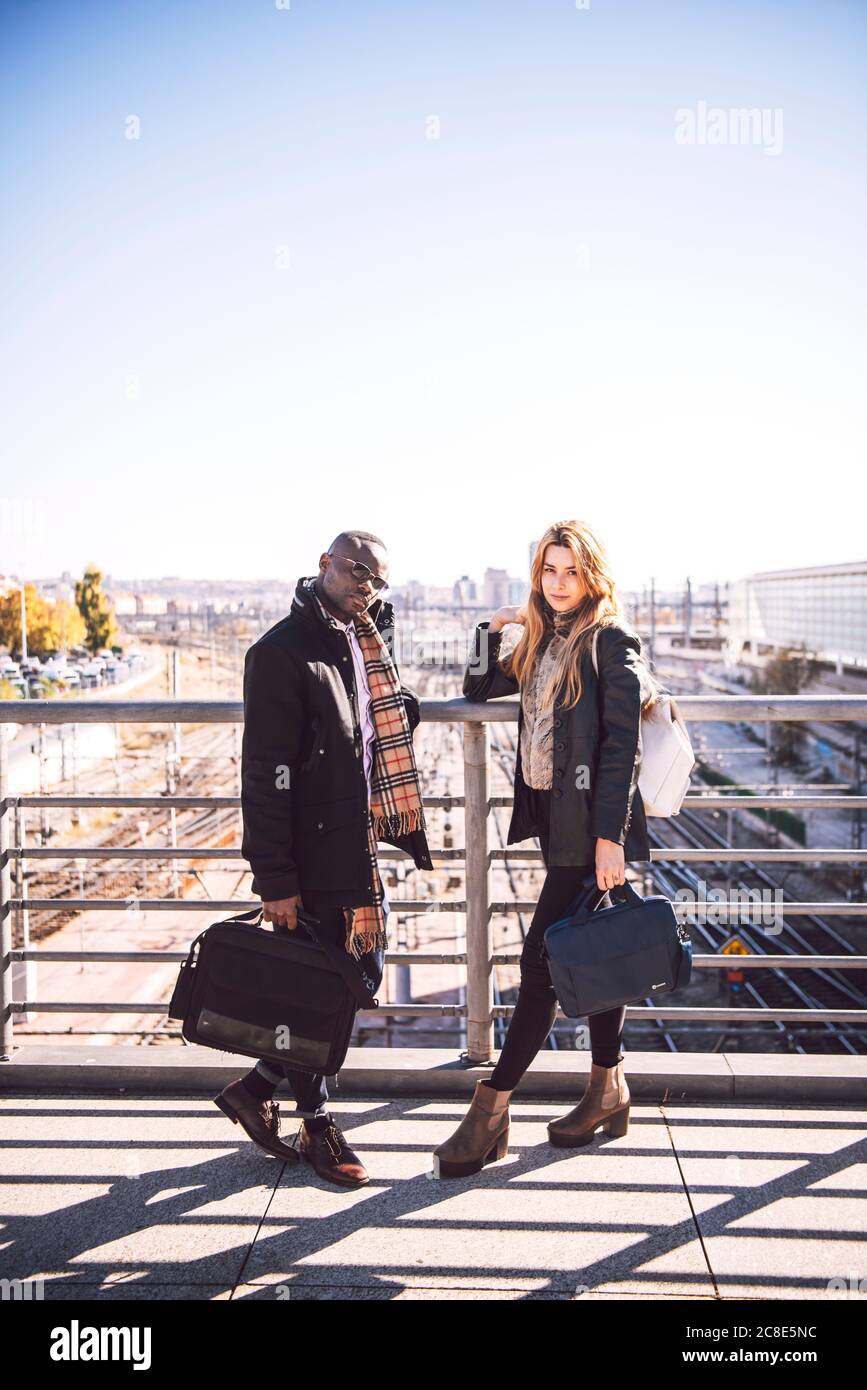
519,604,584,790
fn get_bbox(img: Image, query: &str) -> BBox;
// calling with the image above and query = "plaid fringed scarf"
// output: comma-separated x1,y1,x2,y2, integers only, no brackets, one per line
339,608,427,959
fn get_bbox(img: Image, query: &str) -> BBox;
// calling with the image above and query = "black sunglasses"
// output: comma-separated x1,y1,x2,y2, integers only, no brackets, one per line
328,551,389,592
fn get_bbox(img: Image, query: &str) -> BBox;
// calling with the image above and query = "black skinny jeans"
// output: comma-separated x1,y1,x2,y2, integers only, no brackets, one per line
488,785,626,1088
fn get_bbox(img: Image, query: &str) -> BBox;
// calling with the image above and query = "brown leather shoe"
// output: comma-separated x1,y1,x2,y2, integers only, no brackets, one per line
290,1117,369,1188
213,1078,301,1162
547,1060,630,1147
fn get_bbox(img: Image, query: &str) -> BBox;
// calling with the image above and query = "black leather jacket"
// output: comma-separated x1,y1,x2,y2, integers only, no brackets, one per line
241,576,433,902
463,620,653,865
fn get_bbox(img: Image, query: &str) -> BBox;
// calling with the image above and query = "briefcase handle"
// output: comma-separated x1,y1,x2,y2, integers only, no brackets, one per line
562,870,609,922
233,907,265,925
607,880,644,910
562,873,644,924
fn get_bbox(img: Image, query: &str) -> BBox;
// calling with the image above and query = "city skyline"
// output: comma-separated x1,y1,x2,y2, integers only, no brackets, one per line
2,560,757,603
5,554,864,608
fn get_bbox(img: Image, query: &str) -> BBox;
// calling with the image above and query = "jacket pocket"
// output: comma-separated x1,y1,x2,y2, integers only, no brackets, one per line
293,795,365,840
298,716,323,775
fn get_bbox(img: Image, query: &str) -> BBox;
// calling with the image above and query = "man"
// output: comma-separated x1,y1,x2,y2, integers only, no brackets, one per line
214,530,433,1188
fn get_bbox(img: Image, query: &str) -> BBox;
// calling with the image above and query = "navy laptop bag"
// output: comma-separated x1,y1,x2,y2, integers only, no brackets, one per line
542,874,693,1017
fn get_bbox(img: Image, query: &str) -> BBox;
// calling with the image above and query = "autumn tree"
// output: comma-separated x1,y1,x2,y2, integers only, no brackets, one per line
52,598,87,653
0,585,88,659
74,566,118,654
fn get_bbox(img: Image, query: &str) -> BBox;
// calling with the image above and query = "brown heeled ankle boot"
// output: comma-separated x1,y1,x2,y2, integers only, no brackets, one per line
547,1059,630,1147
433,1080,512,1178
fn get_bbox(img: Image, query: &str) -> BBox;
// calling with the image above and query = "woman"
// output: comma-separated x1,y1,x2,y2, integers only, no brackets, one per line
434,519,660,1178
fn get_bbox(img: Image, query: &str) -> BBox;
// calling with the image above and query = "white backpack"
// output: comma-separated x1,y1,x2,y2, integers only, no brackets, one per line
591,627,695,817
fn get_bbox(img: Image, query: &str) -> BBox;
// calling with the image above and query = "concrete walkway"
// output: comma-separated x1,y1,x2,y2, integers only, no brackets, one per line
2,1051,866,1300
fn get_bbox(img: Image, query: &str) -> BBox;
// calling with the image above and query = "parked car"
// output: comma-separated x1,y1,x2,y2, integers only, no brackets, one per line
42,659,81,689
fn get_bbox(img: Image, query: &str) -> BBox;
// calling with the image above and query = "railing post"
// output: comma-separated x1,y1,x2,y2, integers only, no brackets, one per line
71,722,80,826
14,804,34,1025
1,724,13,1058
463,719,493,1062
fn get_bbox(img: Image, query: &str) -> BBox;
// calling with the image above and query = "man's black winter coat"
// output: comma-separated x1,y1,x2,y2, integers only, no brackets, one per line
463,620,653,865
241,576,433,903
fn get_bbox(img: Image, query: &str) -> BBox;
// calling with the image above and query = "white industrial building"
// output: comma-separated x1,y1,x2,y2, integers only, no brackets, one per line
726,560,867,672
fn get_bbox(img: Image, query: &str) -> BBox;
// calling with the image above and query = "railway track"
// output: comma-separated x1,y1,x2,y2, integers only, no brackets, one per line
488,722,867,1057
648,803,867,1054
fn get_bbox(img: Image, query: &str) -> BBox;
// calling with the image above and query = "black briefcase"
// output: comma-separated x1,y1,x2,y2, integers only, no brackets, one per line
168,905,379,1075
542,874,693,1017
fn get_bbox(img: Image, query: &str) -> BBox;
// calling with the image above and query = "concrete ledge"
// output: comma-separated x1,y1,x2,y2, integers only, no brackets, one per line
2,1045,866,1101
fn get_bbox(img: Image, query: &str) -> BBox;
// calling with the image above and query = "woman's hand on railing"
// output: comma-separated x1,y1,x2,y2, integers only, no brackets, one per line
489,604,528,634
595,838,626,892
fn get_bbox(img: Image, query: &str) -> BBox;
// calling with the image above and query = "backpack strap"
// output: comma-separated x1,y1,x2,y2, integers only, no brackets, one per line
590,625,651,716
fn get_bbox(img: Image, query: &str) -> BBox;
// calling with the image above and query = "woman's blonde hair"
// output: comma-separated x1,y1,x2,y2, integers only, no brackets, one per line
500,518,663,713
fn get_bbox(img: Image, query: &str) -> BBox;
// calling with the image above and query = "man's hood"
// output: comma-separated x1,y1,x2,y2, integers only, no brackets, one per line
291,575,393,633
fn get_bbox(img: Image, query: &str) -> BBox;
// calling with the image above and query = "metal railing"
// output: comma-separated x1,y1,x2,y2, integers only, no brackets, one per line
1,694,866,1063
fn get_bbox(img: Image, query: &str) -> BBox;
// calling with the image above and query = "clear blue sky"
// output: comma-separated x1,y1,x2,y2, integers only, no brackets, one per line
2,0,865,590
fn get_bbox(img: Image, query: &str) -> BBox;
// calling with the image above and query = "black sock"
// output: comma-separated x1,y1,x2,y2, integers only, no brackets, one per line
304,1112,331,1132
241,1068,279,1101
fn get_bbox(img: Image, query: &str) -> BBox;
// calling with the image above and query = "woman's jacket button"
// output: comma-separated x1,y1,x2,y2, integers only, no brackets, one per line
552,788,563,798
